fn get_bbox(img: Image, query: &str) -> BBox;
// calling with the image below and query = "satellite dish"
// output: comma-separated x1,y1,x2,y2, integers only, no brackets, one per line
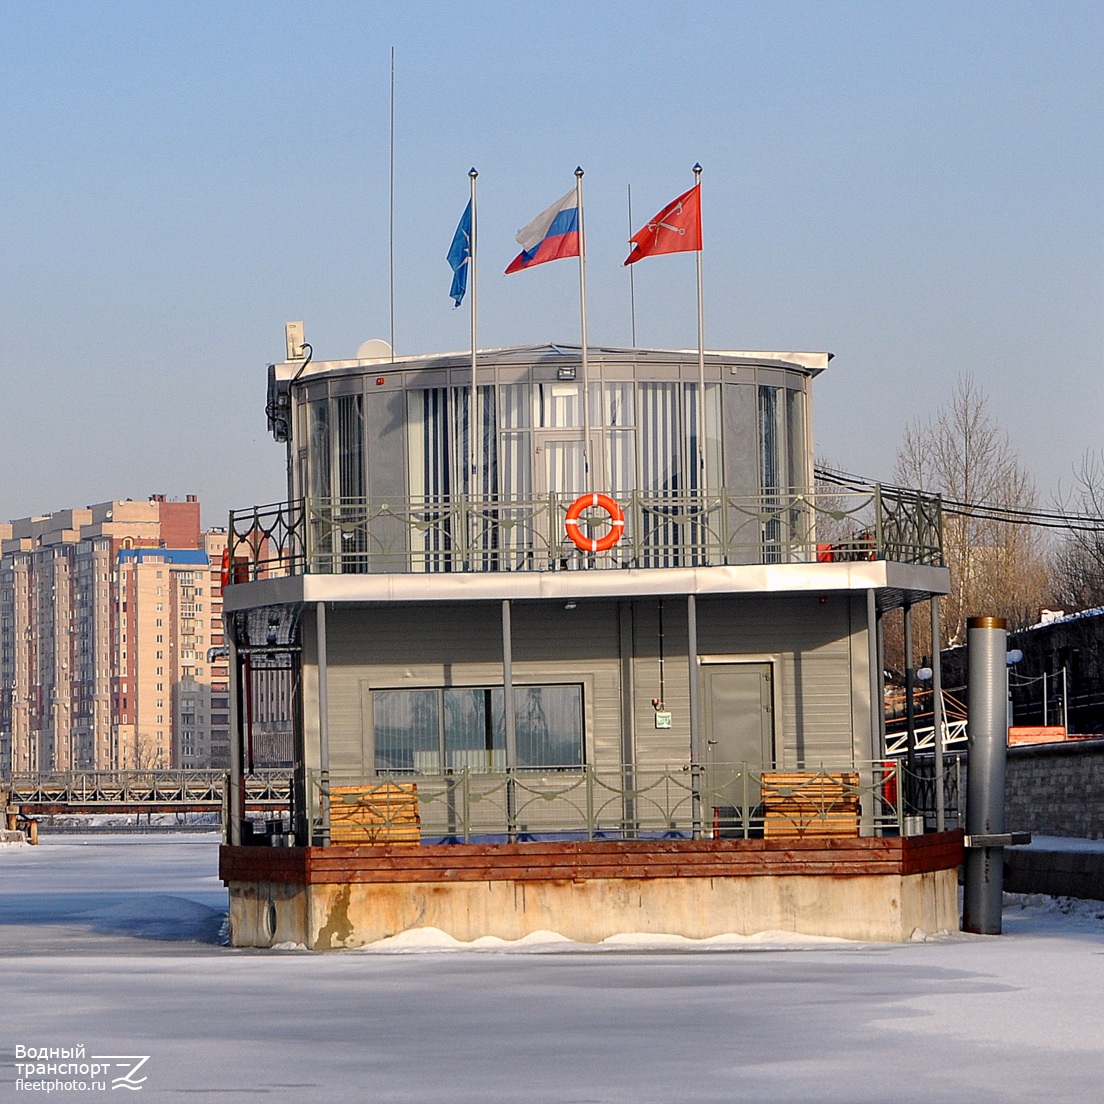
356,339,393,361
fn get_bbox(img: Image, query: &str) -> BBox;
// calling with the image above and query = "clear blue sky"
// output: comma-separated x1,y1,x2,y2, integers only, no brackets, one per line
1,0,1100,527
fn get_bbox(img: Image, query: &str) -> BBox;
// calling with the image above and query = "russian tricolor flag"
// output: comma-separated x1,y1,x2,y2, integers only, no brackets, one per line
505,188,580,274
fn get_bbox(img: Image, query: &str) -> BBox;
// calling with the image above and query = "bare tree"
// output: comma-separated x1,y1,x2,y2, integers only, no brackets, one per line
1051,451,1104,612
813,457,856,547
122,731,164,770
894,375,1050,648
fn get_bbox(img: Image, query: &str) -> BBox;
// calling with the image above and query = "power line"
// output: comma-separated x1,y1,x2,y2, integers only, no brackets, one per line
815,466,1104,534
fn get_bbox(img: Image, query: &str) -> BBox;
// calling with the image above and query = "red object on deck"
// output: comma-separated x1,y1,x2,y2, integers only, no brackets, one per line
881,760,899,810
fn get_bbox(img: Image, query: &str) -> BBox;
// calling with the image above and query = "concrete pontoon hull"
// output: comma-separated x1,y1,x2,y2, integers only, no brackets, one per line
221,833,963,948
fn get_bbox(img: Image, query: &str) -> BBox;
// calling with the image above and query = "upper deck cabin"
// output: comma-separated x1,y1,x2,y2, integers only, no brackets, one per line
227,341,943,597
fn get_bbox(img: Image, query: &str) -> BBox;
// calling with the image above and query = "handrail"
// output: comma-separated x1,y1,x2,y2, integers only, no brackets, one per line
884,719,969,756
6,769,290,810
302,760,914,846
226,485,943,582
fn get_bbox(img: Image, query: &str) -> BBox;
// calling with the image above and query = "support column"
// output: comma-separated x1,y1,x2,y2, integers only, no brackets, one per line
618,601,637,836
931,597,945,832
963,616,1008,935
903,602,916,814
316,602,330,846
687,594,702,839
502,599,517,840
866,590,881,754
865,590,884,833
227,628,244,846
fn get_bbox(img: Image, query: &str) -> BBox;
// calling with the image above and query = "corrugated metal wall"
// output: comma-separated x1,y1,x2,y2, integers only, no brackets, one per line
320,601,621,774
696,593,871,766
306,592,873,776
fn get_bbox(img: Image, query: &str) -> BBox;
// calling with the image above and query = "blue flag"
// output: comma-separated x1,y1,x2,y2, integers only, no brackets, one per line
447,200,472,307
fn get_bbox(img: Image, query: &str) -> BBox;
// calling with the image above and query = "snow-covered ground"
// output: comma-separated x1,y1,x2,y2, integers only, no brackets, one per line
1025,834,1104,852
2,833,1103,1102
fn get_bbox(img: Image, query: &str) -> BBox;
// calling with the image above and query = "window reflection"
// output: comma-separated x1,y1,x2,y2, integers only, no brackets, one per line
372,685,584,772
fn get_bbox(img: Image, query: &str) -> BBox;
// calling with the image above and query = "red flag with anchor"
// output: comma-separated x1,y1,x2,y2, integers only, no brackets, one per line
624,183,702,265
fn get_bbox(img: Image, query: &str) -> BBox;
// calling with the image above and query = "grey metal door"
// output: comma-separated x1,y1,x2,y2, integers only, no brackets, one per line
702,663,774,833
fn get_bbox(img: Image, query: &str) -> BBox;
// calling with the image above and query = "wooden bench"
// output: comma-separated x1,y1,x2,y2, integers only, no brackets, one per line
760,771,860,839
327,783,421,845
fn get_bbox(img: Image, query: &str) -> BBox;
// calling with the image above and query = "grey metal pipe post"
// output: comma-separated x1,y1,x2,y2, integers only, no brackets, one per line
618,602,637,836
963,615,1008,935
502,600,518,841
687,594,702,839
866,590,883,830
866,590,881,753
316,601,331,846
1062,667,1068,733
931,598,945,832
227,629,243,846
903,602,916,814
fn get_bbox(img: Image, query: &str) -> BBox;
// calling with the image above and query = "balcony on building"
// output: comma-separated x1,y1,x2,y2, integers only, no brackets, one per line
227,343,943,589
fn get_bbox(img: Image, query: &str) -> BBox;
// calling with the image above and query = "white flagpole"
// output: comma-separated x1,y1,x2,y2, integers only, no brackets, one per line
576,166,592,486
389,47,396,362
469,168,479,499
627,183,637,346
694,162,706,490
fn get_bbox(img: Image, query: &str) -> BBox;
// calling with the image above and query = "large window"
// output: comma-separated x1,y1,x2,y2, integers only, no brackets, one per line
307,399,330,499
372,684,584,773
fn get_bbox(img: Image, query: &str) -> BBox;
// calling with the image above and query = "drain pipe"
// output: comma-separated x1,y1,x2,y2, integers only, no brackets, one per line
962,616,1032,934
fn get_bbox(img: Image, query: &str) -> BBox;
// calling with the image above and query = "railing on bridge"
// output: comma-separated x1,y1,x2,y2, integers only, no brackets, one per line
886,688,969,769
885,718,969,757
226,485,943,581
5,770,291,814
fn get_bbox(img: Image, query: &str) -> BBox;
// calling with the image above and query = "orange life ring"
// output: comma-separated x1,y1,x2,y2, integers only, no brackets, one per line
564,493,625,553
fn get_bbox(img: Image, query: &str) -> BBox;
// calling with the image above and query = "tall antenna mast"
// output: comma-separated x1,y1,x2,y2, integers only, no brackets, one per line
389,46,396,360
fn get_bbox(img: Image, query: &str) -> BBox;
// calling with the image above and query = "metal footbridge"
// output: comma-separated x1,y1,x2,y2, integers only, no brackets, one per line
4,770,290,816
885,718,969,756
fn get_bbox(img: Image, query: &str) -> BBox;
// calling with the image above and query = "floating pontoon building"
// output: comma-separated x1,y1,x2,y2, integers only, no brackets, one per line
220,334,962,948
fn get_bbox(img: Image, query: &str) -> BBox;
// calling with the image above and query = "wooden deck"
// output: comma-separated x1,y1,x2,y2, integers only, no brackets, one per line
221,831,964,887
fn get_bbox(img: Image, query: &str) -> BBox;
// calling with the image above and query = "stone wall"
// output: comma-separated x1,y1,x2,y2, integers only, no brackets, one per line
917,741,1104,901
928,740,1104,837
1005,740,1104,838
999,740,1104,902
1004,848,1104,900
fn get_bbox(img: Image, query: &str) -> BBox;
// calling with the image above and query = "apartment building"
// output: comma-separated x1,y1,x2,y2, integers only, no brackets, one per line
0,495,233,773
113,530,230,769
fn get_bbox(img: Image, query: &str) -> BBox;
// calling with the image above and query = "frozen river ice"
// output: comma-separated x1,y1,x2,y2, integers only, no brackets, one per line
2,833,1103,1102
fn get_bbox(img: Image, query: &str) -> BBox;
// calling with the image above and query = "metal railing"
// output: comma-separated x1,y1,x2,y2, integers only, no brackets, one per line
7,769,291,812
909,753,966,832
884,718,969,756
226,485,942,582
303,760,911,846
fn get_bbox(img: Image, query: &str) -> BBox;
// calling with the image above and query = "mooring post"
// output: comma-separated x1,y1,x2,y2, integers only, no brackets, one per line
962,616,1008,935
